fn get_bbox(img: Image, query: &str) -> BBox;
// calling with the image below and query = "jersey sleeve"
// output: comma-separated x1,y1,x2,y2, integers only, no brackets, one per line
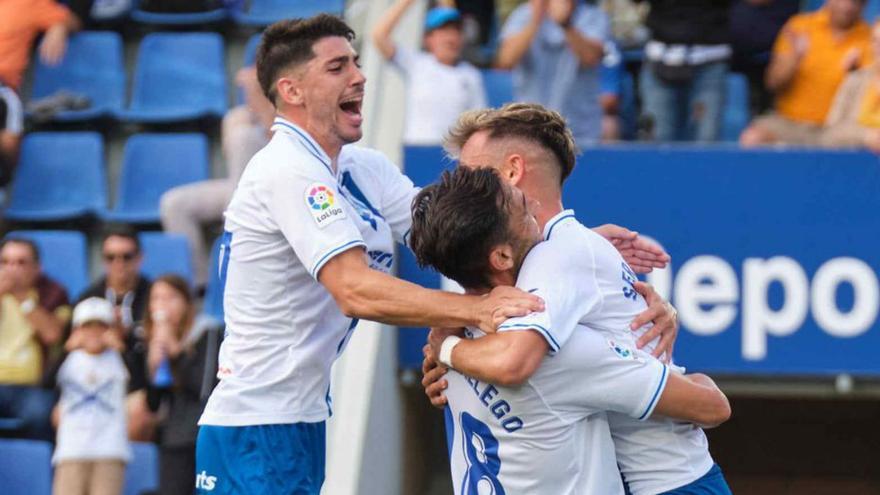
266,159,366,279
496,241,601,353
375,152,418,246
548,330,669,422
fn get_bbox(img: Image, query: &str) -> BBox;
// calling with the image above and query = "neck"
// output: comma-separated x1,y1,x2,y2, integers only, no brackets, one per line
107,277,135,294
277,110,343,164
519,181,565,230
488,270,517,289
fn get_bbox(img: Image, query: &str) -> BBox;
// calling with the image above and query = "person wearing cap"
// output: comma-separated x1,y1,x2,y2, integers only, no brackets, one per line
372,0,488,145
52,297,130,495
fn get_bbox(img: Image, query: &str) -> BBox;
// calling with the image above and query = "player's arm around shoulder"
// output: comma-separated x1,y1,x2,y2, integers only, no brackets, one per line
653,372,731,428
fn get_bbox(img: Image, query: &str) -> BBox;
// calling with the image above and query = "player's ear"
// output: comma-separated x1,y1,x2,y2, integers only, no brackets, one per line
276,76,304,107
488,244,515,273
504,154,525,186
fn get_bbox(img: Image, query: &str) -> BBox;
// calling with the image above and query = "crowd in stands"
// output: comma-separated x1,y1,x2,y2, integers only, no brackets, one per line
1,0,880,493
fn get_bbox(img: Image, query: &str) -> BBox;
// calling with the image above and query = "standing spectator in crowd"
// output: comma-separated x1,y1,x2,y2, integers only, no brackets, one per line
600,40,623,141
373,0,487,145
52,297,130,495
497,0,609,147
821,20,880,150
0,0,80,186
637,0,732,142
740,0,870,146
160,67,273,289
729,0,800,115
144,275,220,495
77,225,154,441
0,238,70,441
600,0,649,49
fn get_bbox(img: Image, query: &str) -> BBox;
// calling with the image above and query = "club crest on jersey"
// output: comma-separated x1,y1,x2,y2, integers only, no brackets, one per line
305,183,346,228
608,339,640,361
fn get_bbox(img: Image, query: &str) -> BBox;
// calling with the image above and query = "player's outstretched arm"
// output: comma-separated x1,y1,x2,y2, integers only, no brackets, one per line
427,327,548,387
653,373,731,428
319,248,544,333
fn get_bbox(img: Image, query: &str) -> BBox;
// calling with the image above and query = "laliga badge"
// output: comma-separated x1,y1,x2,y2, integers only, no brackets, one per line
305,182,346,228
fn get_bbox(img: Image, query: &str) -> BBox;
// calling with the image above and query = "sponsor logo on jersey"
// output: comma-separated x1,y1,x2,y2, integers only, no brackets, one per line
607,339,640,361
305,183,346,228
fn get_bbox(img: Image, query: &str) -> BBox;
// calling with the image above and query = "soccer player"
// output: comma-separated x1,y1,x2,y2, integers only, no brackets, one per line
196,15,676,495
420,103,732,494
409,166,731,494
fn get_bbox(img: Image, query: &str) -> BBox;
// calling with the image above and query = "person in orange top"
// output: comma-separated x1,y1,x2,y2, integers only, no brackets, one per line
0,0,80,188
820,20,880,151
740,0,870,146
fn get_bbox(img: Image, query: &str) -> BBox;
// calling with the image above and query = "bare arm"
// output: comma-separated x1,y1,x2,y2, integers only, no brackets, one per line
765,28,806,93
653,372,731,428
496,0,545,69
38,10,81,66
371,0,416,61
26,305,64,347
428,327,548,386
318,248,543,333
562,25,603,67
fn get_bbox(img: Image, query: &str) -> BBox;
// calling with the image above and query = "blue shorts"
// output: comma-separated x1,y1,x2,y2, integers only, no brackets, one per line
195,422,326,495
662,464,732,495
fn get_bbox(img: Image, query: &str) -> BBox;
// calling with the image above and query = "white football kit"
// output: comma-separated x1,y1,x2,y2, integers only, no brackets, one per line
446,326,668,495
199,117,416,426
499,210,717,494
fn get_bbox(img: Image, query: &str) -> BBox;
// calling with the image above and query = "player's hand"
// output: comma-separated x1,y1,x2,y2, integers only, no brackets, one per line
593,224,670,274
630,282,678,362
476,286,544,334
422,344,449,408
427,327,463,363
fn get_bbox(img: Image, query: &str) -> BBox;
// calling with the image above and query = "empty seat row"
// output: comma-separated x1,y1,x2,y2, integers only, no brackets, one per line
5,132,208,224
125,0,343,27
4,230,194,296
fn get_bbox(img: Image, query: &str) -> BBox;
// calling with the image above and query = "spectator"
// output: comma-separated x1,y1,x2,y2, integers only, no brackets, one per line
821,20,880,151
0,0,80,186
160,67,273,288
496,0,608,147
144,275,220,495
637,0,732,142
52,297,130,495
600,40,623,141
600,0,649,49
77,225,154,441
373,1,488,145
0,238,70,441
740,0,870,147
729,0,800,115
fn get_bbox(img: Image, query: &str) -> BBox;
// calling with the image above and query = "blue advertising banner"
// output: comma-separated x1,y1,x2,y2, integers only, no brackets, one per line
397,146,880,376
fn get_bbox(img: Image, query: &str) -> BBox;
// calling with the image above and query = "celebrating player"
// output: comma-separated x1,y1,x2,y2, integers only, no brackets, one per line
418,104,732,494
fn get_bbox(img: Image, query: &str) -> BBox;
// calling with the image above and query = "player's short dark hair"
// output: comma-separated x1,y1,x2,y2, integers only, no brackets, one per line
445,103,578,184
410,167,511,290
256,14,356,105
101,224,141,253
0,237,40,264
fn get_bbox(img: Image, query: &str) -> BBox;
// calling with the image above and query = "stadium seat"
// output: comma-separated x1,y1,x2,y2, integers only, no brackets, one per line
124,442,159,495
4,132,107,222
480,69,514,108
130,5,227,25
244,32,262,67
29,31,125,122
721,73,751,143
5,230,90,298
0,439,52,495
118,33,227,123
202,235,225,321
139,232,195,283
231,0,345,27
103,133,209,224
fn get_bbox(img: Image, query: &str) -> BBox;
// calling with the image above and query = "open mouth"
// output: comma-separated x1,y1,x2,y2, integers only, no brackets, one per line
339,97,362,117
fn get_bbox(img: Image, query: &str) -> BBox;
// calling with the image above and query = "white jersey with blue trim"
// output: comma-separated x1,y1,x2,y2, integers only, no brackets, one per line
199,117,416,427
498,210,716,495
445,326,668,495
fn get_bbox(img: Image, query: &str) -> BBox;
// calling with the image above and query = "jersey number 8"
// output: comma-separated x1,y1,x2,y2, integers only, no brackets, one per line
460,412,505,495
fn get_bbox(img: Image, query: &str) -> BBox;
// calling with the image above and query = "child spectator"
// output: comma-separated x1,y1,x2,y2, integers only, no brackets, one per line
52,297,130,495
144,275,220,495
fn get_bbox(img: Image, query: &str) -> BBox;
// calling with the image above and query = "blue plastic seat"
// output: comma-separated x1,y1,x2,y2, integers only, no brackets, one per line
203,235,225,321
124,442,159,495
118,33,227,123
30,31,125,122
139,232,194,284
5,132,107,222
231,0,344,27
480,69,514,108
0,439,52,495
103,133,209,224
131,6,227,25
721,73,750,143
244,32,262,67
5,230,89,298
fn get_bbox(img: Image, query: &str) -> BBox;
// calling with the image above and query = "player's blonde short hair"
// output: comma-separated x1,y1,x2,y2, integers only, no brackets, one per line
444,103,578,183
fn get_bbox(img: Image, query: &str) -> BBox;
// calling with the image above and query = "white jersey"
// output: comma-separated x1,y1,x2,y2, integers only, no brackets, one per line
500,210,715,494
53,350,130,464
200,117,416,426
446,326,668,495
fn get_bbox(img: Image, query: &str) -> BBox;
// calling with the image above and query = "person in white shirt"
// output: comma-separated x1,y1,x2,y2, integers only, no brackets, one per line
410,165,731,494
53,297,130,495
373,0,488,145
